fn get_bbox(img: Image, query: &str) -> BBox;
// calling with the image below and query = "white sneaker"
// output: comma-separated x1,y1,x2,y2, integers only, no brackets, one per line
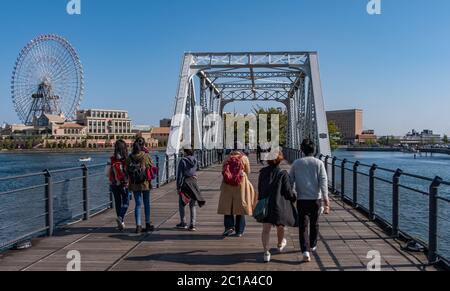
264,251,271,263
311,246,317,252
303,251,311,263
278,239,287,252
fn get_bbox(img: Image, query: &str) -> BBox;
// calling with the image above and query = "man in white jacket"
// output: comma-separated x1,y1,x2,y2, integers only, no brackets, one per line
290,139,331,263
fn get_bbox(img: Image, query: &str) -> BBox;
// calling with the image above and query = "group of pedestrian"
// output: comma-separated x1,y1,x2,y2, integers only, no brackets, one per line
106,137,155,234
107,138,330,264
216,139,330,263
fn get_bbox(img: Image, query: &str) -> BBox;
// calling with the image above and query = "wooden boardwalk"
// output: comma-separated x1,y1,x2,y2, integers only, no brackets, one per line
0,156,436,271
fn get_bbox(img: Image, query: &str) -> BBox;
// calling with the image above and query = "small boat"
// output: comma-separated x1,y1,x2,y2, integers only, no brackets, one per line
79,157,92,162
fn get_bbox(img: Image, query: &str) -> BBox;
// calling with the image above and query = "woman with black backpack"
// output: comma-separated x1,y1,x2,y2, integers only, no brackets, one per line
256,151,297,263
127,138,155,234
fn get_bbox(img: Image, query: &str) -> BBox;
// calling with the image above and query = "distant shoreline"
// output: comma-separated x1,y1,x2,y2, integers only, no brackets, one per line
0,148,167,154
346,147,402,152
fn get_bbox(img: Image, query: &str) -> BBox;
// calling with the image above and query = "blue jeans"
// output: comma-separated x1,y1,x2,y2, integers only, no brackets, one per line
224,215,246,235
111,185,129,220
133,191,151,226
179,196,197,226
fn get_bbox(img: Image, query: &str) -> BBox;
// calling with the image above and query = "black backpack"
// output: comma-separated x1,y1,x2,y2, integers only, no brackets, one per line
128,157,148,184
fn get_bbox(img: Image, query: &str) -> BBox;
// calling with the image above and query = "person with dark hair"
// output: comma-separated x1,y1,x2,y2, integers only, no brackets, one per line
135,137,149,153
127,139,155,234
290,139,330,263
106,140,129,231
176,149,205,231
257,151,297,263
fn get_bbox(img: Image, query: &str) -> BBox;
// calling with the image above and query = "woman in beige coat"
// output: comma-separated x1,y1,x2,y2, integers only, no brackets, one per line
218,151,257,237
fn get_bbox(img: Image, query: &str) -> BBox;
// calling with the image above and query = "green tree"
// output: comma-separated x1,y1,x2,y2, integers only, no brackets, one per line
443,135,449,144
253,107,288,146
328,121,342,151
3,139,13,150
25,139,33,150
379,135,400,146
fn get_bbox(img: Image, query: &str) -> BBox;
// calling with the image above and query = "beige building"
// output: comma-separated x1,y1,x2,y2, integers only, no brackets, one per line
133,130,159,148
150,127,170,146
357,130,378,145
1,124,36,137
3,110,138,149
76,109,133,138
327,109,363,144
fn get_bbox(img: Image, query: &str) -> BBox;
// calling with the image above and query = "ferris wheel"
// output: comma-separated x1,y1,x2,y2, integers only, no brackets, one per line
11,34,84,125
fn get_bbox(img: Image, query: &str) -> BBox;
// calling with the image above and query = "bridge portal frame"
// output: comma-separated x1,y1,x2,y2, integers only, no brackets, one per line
167,52,331,157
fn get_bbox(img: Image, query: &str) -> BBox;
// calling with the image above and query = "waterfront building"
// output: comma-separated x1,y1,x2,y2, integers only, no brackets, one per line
150,127,170,146
132,129,160,148
1,124,37,137
76,109,133,137
356,129,378,144
326,109,363,144
2,109,139,149
76,109,135,148
401,129,442,145
133,125,153,131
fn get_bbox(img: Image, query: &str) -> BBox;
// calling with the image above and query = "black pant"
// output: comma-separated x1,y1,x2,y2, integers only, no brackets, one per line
224,215,246,235
297,200,320,253
111,185,129,220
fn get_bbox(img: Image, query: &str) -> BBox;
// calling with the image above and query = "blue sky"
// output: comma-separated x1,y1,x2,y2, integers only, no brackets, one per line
0,0,449,136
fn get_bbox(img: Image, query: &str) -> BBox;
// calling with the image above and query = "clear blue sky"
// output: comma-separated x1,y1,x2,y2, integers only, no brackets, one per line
0,0,449,136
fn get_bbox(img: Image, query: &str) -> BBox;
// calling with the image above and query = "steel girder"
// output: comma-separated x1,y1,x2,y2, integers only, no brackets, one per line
167,52,331,157
204,71,299,79
215,83,293,90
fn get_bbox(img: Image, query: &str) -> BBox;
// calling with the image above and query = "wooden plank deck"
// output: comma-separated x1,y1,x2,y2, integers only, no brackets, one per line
0,155,436,271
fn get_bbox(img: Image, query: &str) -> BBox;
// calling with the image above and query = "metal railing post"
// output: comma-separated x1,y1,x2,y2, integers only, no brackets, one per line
196,151,201,171
156,156,160,188
325,156,330,176
44,170,54,236
392,169,403,237
353,161,360,207
165,154,170,184
174,154,178,181
332,157,337,193
369,164,378,220
82,165,90,220
109,187,114,209
428,176,442,264
341,159,347,200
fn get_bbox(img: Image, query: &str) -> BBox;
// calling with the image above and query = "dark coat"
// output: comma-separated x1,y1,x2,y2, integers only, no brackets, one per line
180,176,206,208
258,165,297,227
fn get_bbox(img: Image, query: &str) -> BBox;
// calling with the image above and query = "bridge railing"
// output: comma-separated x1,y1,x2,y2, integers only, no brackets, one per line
0,150,220,251
283,148,450,269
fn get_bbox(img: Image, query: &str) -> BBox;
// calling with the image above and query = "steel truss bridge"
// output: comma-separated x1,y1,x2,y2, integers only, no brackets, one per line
167,52,331,157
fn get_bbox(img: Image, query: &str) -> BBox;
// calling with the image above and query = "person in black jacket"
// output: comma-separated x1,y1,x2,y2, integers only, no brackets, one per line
257,151,297,263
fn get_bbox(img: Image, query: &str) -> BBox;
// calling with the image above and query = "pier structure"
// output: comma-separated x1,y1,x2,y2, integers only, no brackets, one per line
0,153,443,271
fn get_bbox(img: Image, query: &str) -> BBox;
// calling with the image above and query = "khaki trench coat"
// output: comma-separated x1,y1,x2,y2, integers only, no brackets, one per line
217,153,257,216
